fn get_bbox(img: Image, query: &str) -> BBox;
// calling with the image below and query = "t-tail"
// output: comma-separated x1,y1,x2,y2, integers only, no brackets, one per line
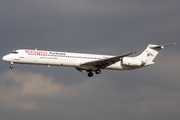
134,43,176,65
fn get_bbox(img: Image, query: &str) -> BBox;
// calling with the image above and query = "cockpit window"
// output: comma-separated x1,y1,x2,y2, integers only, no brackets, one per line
11,51,18,54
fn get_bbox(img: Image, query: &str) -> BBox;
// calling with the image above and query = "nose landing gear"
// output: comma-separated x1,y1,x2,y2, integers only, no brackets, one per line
10,62,13,69
10,65,13,69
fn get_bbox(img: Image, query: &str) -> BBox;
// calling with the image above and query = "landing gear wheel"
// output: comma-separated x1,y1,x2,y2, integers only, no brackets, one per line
10,65,13,69
95,69,101,74
88,72,93,77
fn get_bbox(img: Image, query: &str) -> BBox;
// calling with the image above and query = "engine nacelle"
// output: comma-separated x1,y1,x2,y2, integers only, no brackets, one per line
121,58,145,67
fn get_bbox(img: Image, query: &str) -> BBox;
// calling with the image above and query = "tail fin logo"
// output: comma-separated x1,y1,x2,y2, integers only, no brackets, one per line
146,51,154,57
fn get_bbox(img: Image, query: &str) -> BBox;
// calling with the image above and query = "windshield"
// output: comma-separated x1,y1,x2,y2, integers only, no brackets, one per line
11,51,18,54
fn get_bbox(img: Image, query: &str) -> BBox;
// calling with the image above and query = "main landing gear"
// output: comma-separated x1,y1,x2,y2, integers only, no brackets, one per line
95,69,101,74
87,69,101,77
88,72,93,77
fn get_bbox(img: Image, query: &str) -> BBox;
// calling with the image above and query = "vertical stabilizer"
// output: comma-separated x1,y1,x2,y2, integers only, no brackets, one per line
135,43,176,62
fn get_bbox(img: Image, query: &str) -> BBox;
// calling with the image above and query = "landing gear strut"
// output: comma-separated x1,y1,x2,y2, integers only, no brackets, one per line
88,72,93,77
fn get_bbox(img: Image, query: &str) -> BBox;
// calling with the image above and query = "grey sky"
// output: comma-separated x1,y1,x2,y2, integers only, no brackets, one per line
0,0,180,120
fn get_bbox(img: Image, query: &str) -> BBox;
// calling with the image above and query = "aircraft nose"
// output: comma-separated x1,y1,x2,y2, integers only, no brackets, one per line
2,55,10,61
2,56,6,61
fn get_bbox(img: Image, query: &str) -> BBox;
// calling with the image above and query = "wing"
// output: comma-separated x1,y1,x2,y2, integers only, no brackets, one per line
80,52,136,69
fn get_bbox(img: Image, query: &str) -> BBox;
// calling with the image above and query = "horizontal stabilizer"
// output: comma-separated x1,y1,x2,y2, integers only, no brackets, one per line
150,43,177,49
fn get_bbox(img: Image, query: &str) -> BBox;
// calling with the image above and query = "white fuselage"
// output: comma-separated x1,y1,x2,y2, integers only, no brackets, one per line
2,43,175,77
2,49,136,71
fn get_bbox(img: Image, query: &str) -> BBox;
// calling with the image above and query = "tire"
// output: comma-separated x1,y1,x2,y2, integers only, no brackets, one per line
95,69,101,74
88,72,93,77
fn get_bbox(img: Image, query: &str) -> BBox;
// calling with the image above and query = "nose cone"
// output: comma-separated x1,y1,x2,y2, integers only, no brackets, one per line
2,55,6,61
2,55,10,62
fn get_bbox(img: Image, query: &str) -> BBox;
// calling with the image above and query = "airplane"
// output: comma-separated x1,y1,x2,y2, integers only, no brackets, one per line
2,43,176,77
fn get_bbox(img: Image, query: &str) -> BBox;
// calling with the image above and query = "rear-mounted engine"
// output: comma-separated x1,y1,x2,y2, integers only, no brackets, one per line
121,58,145,67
